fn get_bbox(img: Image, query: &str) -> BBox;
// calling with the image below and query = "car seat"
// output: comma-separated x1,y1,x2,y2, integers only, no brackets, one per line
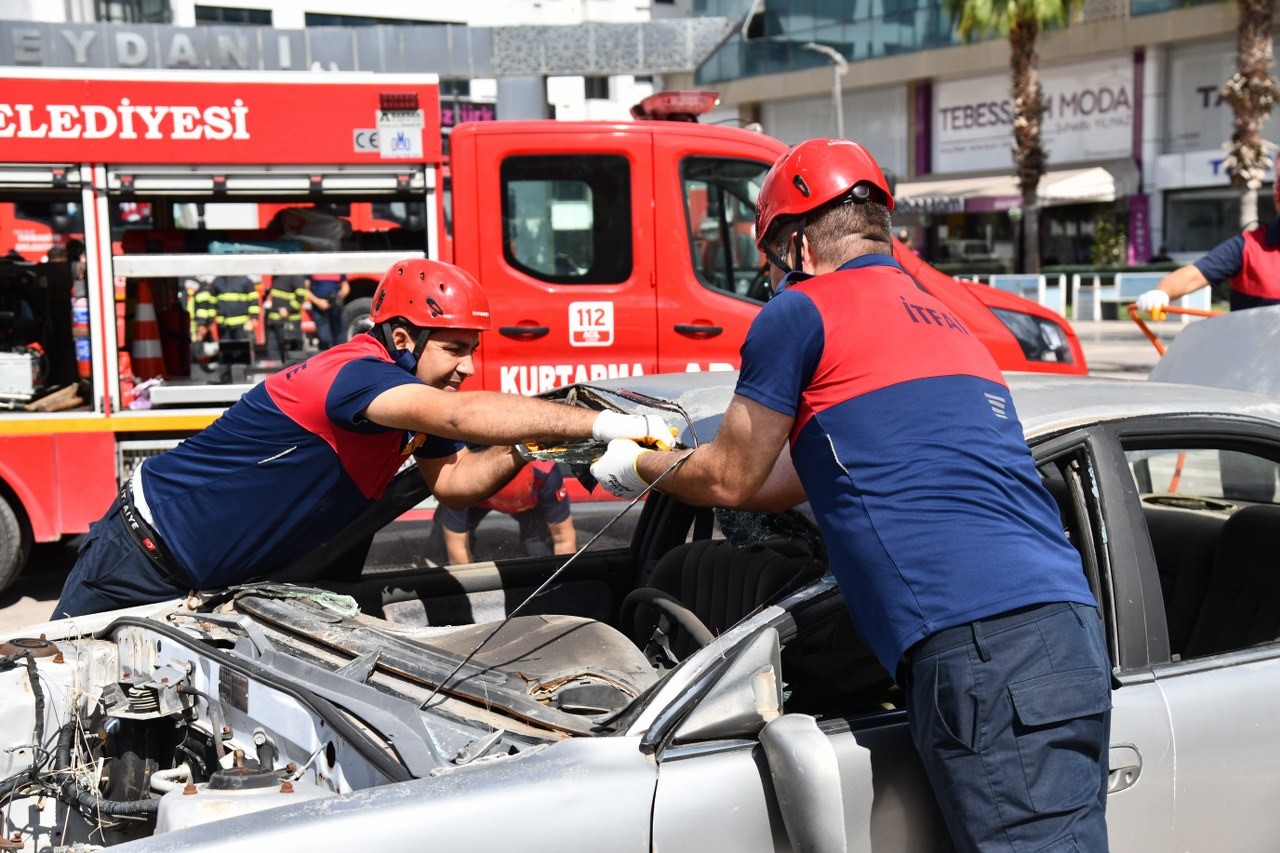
1183,505,1280,658
621,538,826,664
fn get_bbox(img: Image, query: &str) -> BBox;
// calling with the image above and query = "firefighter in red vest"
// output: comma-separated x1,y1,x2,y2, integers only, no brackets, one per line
1138,153,1280,315
429,460,575,564
53,259,673,618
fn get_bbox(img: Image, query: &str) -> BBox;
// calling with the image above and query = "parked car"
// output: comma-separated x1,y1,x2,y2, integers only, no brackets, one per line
893,238,1078,368
3,310,1279,851
937,238,997,264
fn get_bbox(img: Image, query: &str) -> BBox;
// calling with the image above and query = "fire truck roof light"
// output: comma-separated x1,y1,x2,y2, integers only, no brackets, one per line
380,93,420,112
629,90,720,122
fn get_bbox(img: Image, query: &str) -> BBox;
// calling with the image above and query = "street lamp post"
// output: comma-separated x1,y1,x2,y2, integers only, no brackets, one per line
803,42,849,139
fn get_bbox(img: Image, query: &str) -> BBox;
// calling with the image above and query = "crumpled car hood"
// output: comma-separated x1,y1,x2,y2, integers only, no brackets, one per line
1149,304,1280,397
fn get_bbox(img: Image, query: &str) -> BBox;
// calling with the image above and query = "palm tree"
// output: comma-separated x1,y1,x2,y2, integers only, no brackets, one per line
1220,0,1279,229
945,0,1079,272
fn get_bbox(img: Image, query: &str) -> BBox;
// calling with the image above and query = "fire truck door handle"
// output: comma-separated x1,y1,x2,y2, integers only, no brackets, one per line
674,323,723,338
499,325,550,341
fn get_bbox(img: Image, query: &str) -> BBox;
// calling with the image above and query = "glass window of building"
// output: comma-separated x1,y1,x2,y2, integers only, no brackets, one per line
584,77,611,101
195,6,272,25
1164,188,1277,255
696,0,959,85
96,0,171,23
304,13,447,26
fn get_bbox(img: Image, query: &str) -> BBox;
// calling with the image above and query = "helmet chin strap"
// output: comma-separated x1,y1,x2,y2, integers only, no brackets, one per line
762,241,791,275
761,222,806,280
377,322,433,372
761,183,874,276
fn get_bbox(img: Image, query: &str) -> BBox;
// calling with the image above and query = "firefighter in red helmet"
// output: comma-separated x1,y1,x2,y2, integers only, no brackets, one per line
55,258,674,617
1137,148,1280,316
591,138,1112,852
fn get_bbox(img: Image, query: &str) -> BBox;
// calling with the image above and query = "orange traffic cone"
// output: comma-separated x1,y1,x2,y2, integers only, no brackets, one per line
118,351,136,408
131,280,166,382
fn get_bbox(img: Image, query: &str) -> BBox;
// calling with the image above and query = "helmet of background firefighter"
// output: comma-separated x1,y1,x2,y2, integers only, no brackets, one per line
754,138,894,251
370,259,492,332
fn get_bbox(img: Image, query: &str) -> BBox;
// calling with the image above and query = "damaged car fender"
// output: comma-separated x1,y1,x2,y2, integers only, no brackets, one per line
122,736,660,853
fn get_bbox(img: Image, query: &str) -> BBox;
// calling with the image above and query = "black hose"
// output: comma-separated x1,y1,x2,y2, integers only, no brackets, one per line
176,685,226,760
24,654,44,771
54,721,160,817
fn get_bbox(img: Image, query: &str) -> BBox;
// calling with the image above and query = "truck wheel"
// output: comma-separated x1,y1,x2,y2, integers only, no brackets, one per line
0,495,31,594
345,297,374,340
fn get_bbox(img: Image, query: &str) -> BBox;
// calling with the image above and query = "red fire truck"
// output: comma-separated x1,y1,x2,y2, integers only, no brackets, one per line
0,69,1084,592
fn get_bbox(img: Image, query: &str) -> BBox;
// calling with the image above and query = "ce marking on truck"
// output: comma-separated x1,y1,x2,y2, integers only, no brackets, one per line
354,129,379,152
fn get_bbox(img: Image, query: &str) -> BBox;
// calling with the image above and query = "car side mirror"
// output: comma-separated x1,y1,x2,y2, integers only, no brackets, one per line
670,627,783,743
760,714,848,853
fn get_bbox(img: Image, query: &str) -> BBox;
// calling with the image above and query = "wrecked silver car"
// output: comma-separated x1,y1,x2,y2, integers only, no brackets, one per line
5,309,1280,851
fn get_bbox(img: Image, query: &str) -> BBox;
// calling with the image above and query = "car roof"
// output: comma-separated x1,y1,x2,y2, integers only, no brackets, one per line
576,370,1280,446
581,309,1280,439
1006,373,1280,438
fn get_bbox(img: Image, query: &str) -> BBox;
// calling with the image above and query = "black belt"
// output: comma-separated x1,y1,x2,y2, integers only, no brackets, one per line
117,482,195,589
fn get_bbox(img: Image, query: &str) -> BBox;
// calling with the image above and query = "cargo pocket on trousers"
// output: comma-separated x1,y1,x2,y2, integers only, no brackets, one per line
1009,668,1112,813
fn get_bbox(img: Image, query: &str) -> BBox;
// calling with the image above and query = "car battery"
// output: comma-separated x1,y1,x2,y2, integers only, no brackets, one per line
0,350,42,404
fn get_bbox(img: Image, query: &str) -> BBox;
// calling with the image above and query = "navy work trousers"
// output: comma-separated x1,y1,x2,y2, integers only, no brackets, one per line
53,498,188,619
900,601,1112,852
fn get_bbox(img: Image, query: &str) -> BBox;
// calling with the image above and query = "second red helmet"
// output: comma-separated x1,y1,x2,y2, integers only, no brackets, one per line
755,138,894,250
370,259,492,331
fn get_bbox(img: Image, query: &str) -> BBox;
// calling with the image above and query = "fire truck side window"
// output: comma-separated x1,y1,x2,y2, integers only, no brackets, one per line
500,155,631,285
681,157,771,303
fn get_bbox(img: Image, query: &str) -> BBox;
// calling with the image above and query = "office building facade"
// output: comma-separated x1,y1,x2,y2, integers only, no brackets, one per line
681,0,1277,269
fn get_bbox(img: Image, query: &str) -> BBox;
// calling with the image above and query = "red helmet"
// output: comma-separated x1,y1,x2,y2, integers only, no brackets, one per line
370,259,491,331
755,138,894,250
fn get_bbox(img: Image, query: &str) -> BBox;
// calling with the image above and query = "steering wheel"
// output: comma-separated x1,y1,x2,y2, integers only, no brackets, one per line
620,587,715,657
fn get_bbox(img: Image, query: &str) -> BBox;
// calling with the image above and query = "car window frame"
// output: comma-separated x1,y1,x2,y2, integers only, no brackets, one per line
1032,431,1132,671
1095,414,1280,669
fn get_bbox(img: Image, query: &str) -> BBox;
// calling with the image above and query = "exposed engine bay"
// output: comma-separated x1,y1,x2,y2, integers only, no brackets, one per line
0,590,661,851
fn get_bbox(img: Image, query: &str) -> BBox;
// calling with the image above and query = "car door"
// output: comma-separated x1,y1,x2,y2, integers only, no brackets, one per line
650,132,782,375
1036,432,1178,851
1106,417,1280,851
645,610,953,853
649,718,951,852
462,129,658,394
644,431,1180,851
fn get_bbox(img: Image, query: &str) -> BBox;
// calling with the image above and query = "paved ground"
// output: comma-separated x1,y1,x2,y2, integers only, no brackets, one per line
0,316,1184,634
1072,318,1181,380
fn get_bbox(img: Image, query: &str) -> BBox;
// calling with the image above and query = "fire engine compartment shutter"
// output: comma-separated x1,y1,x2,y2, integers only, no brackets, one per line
0,164,83,190
105,166,426,196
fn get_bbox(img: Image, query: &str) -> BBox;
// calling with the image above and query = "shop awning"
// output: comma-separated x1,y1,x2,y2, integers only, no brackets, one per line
894,160,1139,213
1039,161,1140,205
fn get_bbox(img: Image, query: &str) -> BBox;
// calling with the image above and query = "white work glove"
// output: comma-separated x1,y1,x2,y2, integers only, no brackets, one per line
592,411,677,449
1136,289,1170,316
590,439,652,499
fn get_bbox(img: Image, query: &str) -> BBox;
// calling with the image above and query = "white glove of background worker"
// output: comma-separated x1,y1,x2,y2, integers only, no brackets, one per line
591,411,677,449
1136,289,1170,316
590,439,652,499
